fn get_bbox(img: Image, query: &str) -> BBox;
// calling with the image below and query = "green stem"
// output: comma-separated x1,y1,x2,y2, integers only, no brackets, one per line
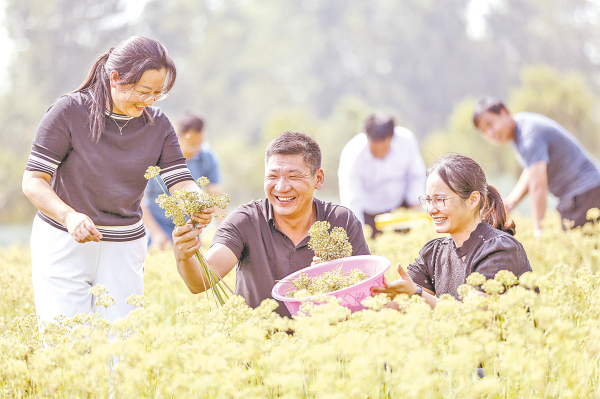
194,252,218,307
199,248,234,295
154,172,232,306
194,252,212,311
193,251,231,306
154,176,168,196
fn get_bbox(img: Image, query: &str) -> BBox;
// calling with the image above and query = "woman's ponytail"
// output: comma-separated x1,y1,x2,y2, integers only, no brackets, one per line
73,49,112,142
482,184,516,236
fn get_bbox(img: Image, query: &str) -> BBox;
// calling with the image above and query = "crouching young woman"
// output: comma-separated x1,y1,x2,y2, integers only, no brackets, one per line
372,153,532,308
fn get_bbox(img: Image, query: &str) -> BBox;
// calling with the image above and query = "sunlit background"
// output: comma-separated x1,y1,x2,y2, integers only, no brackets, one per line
1,0,600,245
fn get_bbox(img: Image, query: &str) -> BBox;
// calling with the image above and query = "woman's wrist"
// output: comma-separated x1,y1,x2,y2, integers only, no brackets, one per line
412,285,423,297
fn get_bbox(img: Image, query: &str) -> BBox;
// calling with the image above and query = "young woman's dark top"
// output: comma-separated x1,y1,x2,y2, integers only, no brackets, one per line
407,222,531,299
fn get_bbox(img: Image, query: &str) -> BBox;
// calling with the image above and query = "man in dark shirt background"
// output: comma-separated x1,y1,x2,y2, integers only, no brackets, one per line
172,131,370,317
473,98,600,234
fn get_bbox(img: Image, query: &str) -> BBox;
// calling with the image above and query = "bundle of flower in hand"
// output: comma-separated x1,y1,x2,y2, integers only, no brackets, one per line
284,266,369,298
144,168,230,227
282,222,363,298
307,221,353,262
144,166,232,306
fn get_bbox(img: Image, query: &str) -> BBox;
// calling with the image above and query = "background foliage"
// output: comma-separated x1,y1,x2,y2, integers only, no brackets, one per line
2,0,600,222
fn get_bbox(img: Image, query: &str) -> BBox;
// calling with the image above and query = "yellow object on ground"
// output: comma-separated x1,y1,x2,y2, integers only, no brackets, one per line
374,210,432,232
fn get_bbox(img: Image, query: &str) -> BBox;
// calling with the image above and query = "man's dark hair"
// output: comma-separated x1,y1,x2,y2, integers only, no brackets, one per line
177,111,204,134
265,132,322,174
473,98,509,127
364,113,395,141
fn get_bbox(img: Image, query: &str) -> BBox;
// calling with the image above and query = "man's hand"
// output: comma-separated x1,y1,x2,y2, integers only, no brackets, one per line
370,263,418,298
173,223,202,261
65,211,103,243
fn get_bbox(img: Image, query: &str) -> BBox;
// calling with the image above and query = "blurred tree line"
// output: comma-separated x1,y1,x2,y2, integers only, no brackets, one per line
1,0,600,222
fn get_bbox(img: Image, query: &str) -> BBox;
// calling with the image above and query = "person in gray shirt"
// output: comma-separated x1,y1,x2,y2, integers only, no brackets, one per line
172,132,371,318
473,98,600,234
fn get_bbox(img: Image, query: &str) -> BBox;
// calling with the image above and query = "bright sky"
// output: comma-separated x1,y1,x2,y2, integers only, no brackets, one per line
465,0,500,39
0,0,14,92
0,0,498,93
0,0,147,93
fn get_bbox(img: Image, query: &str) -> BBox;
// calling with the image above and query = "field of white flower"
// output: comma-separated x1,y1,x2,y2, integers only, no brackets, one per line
1,212,599,398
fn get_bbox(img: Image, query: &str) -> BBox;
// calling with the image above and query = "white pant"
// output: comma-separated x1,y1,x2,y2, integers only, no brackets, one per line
31,215,147,323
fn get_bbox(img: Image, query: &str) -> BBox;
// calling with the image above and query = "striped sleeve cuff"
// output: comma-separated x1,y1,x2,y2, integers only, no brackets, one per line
25,150,61,176
160,164,193,189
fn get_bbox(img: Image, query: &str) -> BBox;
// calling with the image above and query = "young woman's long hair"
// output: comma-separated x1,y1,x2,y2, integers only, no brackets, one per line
427,153,516,235
74,36,177,142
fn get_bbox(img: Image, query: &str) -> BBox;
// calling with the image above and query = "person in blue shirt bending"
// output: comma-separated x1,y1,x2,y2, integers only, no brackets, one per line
142,111,222,249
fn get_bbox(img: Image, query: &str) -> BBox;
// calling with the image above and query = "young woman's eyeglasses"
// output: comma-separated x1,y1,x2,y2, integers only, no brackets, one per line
128,87,169,102
418,195,458,210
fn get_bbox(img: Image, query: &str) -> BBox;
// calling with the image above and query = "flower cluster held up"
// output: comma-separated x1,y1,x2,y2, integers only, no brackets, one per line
308,221,353,262
155,175,230,227
144,166,233,307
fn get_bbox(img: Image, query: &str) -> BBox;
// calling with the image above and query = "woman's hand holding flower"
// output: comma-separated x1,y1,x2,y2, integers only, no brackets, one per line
190,206,216,228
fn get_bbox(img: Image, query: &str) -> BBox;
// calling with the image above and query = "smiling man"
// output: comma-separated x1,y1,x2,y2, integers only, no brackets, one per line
473,98,600,234
172,132,370,317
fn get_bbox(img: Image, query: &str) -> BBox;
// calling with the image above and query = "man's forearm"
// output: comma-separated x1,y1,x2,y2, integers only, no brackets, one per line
176,255,212,294
529,184,547,232
526,162,549,233
173,230,238,294
506,169,529,211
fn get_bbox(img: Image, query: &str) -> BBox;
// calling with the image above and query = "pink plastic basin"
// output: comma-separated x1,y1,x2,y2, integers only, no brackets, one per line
271,255,391,316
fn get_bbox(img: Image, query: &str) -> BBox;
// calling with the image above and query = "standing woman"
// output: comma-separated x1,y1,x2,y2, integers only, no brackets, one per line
372,154,532,308
22,36,212,322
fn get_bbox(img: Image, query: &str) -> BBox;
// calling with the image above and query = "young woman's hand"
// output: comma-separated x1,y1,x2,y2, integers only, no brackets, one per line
65,211,103,243
370,263,419,298
190,207,215,228
172,223,202,261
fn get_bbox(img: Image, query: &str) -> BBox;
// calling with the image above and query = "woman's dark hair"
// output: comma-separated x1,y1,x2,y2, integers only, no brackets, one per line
74,36,177,142
427,153,516,235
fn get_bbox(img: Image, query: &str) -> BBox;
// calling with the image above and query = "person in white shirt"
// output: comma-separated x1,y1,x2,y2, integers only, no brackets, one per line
338,113,427,236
